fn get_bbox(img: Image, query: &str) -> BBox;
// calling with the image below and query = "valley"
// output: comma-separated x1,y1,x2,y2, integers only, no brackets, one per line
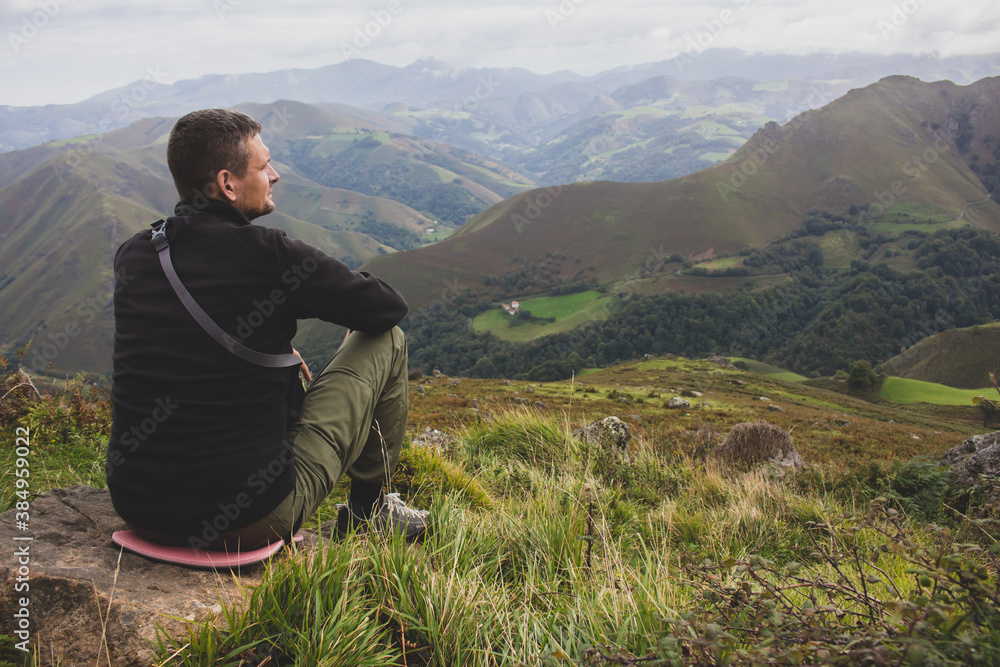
1,61,999,397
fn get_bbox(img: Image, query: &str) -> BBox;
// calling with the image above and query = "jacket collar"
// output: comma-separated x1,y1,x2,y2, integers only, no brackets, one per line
173,199,252,226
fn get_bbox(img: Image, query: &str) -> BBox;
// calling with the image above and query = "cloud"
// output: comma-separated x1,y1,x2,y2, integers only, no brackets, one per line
2,0,999,106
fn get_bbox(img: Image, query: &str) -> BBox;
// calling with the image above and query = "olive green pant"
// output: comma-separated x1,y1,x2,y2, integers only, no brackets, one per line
224,326,408,548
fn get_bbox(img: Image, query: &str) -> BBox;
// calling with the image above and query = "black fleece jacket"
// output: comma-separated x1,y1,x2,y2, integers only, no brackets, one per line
107,200,407,535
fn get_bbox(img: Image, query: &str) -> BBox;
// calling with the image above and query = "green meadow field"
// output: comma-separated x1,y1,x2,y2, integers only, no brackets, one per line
880,376,995,406
472,291,613,342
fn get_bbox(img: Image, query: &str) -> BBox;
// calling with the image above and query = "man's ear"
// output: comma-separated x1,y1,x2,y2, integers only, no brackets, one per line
215,169,238,202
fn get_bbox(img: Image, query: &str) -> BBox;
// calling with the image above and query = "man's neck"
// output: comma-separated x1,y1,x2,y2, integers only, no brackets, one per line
174,199,251,225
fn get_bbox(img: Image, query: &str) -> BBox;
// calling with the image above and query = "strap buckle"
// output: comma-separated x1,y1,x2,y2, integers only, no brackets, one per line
150,219,167,252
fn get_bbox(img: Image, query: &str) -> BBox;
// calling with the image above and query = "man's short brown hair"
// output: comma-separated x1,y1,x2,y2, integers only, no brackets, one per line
167,109,263,201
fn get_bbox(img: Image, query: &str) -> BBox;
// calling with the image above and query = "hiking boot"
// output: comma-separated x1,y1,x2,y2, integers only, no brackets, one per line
336,493,429,541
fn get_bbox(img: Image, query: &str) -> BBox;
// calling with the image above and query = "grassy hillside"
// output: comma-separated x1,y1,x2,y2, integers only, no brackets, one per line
729,358,997,406
880,376,995,406
366,76,1000,310
879,323,1000,388
5,354,1000,665
730,358,809,383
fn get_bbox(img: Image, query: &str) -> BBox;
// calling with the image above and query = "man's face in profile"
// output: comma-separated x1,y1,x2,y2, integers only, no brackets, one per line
228,133,279,221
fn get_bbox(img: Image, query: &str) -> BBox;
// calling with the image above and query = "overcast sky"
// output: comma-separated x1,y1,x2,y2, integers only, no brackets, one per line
3,0,999,107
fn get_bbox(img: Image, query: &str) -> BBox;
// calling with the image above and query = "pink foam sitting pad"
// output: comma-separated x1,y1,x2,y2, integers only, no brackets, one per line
112,530,304,569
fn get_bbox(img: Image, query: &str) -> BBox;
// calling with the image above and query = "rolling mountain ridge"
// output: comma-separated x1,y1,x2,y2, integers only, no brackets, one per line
5,51,999,154
366,76,1000,310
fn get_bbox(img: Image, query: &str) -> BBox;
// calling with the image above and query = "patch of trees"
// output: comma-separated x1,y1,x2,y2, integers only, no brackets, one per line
688,265,751,277
404,228,1000,380
801,210,846,236
953,108,975,154
913,227,1000,277
549,279,600,295
511,310,556,326
356,212,425,251
744,238,824,273
847,360,878,391
277,139,486,225
481,254,586,295
969,134,1000,200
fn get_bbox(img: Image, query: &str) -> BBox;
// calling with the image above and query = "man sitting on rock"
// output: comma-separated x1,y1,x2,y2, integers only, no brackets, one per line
106,108,427,550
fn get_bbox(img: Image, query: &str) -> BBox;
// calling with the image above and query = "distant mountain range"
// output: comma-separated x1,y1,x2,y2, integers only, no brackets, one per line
5,51,1000,184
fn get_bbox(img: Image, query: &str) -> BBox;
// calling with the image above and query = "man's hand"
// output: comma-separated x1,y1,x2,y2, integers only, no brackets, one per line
292,348,312,382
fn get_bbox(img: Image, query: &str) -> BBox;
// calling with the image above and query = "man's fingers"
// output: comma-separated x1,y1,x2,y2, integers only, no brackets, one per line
292,348,312,382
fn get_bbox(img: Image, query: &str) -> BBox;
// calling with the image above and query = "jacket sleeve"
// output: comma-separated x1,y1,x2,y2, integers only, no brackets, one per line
260,229,408,333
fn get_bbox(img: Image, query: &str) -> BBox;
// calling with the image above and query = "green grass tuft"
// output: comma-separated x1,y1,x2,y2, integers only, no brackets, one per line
460,408,576,470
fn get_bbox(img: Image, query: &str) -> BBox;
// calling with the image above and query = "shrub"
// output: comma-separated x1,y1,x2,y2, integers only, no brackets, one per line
791,459,953,521
715,421,797,468
0,365,39,427
848,359,877,391
652,502,1000,666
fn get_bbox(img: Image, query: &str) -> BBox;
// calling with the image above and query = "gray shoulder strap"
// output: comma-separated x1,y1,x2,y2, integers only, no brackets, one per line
150,219,302,368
